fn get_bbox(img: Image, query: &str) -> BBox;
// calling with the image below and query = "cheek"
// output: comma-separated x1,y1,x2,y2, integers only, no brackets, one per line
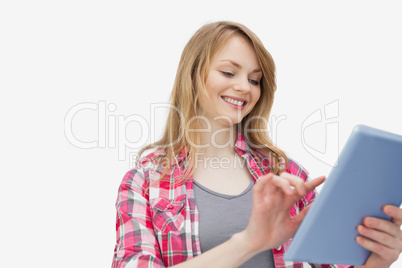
256,89,261,101
205,73,226,96
246,89,261,113
252,89,261,105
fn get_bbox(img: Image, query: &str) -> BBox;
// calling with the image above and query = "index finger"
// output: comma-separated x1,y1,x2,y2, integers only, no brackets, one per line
304,176,326,193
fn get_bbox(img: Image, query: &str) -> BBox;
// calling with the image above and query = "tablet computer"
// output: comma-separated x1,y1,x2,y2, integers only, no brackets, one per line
284,125,402,265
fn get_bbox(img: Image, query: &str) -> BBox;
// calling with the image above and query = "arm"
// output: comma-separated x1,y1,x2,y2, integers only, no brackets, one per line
172,172,325,267
176,180,402,268
171,232,258,268
112,166,165,268
112,165,325,267
112,165,261,268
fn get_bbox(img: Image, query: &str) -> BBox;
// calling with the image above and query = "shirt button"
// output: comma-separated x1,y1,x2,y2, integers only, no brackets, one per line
167,204,174,209
276,246,282,250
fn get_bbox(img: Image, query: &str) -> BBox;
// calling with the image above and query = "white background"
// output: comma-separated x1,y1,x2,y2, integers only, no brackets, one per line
1,1,401,267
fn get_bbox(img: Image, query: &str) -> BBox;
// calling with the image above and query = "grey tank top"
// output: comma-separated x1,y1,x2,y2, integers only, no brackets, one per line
193,179,275,268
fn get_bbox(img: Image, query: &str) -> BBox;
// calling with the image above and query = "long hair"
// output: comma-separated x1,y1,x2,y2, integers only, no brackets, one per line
137,21,288,182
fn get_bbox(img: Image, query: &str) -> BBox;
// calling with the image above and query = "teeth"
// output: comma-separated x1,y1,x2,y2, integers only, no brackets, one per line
223,97,244,106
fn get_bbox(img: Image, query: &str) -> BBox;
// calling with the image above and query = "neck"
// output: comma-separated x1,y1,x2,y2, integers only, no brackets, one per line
197,119,238,158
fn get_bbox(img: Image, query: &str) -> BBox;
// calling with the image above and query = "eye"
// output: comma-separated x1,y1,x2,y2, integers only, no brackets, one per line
221,71,234,78
249,79,260,86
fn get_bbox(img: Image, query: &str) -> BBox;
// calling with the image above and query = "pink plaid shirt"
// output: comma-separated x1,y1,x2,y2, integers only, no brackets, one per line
112,130,352,268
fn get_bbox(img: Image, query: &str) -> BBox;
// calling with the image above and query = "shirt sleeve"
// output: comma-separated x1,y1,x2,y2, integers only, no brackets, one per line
112,164,165,268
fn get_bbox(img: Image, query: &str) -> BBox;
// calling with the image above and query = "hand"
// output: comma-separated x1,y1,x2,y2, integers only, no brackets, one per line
355,205,402,268
240,172,325,254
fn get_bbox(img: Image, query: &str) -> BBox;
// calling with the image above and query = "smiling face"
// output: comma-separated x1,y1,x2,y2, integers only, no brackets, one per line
198,34,262,128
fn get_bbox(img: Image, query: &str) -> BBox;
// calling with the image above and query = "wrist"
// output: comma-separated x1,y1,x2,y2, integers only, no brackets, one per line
233,231,263,257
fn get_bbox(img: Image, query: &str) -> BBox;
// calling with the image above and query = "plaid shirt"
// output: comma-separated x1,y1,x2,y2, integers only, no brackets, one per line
112,130,352,268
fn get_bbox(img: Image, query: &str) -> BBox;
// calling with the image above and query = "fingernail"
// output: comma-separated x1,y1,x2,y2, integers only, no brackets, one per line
288,186,295,194
384,206,393,214
364,218,374,227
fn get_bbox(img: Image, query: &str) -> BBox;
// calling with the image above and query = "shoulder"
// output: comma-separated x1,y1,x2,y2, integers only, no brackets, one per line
136,148,167,170
120,149,168,191
250,149,309,181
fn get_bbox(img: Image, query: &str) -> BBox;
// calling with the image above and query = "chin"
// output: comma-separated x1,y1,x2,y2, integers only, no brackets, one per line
217,115,244,126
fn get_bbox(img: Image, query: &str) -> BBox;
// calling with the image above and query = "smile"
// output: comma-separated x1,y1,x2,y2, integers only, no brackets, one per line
222,96,245,106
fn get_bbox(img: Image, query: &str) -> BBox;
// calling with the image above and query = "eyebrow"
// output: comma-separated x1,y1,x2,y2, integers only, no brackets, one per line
219,59,262,73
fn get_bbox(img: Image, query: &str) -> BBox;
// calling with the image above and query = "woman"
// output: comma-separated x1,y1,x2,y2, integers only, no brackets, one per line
112,21,402,267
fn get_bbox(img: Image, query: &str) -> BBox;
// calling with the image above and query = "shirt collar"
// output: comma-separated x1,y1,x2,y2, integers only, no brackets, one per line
234,126,251,154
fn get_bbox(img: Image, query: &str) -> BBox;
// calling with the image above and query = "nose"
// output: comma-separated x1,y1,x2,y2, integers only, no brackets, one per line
233,76,251,93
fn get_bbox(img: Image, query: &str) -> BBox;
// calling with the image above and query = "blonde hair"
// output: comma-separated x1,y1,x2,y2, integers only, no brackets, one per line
137,21,288,181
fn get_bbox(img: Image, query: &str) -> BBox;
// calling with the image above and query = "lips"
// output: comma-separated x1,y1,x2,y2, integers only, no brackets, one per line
221,96,247,106
220,96,247,111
